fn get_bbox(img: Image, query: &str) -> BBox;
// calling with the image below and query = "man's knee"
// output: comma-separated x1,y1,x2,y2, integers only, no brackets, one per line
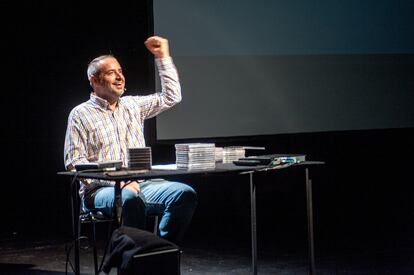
122,190,146,212
122,189,142,202
177,185,198,208
122,191,146,228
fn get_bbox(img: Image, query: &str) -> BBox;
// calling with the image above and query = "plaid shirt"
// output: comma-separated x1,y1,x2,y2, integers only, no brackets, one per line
64,57,181,194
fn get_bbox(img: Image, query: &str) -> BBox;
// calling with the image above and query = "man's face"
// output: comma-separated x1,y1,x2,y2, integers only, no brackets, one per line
92,57,125,103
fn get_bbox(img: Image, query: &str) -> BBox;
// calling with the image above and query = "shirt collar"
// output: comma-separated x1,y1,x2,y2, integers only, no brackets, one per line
89,93,117,110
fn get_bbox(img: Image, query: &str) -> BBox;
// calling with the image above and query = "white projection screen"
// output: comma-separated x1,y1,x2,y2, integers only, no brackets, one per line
153,0,414,140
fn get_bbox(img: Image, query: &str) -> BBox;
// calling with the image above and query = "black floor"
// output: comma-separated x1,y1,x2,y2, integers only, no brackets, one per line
1,229,414,275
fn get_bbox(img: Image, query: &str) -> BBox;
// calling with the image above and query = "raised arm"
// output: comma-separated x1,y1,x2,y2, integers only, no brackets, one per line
132,36,182,119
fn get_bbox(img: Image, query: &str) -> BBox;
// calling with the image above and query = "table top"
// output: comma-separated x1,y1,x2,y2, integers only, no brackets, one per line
57,161,325,181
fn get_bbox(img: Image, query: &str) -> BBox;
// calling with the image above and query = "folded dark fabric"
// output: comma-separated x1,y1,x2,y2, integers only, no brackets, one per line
103,226,179,274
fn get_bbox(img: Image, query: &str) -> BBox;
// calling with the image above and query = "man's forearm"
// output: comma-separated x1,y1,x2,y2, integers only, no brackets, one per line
156,56,182,106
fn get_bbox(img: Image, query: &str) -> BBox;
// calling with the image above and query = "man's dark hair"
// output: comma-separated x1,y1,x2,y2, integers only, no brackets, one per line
87,54,115,84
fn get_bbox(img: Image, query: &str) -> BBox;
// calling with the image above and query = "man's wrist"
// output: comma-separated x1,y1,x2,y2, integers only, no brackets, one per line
155,56,174,68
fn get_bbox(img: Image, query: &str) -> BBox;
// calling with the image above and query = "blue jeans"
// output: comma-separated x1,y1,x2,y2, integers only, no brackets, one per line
84,179,197,243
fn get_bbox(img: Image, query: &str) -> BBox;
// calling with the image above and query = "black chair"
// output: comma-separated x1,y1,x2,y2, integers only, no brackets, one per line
69,178,160,275
78,209,113,275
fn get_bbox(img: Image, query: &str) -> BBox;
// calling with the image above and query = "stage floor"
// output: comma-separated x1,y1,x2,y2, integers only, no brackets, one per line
1,231,414,275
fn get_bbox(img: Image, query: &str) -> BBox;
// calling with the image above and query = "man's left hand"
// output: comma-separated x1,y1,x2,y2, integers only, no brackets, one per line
145,36,170,59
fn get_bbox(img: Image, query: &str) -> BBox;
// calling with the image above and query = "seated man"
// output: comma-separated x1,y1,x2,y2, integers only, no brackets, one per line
64,36,197,243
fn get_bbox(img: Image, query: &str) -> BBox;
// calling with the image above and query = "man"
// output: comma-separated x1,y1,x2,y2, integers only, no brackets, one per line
64,36,197,243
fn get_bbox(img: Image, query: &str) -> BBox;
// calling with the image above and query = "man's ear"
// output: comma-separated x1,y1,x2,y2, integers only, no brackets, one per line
89,75,98,87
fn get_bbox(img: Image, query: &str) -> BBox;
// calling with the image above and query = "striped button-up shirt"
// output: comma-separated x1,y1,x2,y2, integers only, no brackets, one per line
64,57,181,194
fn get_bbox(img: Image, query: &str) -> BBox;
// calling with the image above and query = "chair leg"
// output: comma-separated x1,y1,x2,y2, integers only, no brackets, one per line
91,219,99,275
153,215,159,235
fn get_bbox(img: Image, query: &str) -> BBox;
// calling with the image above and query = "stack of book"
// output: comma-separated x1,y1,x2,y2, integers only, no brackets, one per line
175,143,216,170
215,147,223,163
222,146,245,163
127,147,152,170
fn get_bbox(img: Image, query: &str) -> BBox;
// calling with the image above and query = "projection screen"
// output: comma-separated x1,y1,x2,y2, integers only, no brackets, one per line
153,0,414,140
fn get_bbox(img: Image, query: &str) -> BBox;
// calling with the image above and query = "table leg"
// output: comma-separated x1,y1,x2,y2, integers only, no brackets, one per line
114,180,122,226
71,179,80,275
306,168,316,275
249,172,258,275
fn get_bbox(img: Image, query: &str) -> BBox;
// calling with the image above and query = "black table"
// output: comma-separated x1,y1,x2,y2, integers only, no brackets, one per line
58,161,324,275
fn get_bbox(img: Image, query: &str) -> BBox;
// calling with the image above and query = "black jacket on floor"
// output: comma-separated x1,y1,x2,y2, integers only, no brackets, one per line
103,226,180,275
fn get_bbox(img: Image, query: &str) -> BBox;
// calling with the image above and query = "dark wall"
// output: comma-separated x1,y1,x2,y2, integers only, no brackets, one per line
2,1,414,253
1,0,154,239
